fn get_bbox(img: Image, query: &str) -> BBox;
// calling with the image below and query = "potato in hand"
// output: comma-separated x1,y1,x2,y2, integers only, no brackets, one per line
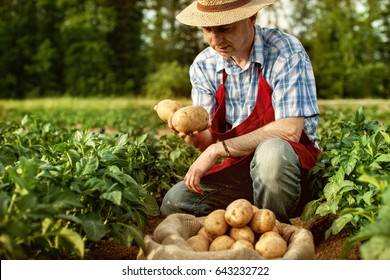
154,99,183,122
171,105,209,135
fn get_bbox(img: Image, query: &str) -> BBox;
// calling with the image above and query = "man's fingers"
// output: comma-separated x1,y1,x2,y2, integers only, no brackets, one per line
184,174,204,194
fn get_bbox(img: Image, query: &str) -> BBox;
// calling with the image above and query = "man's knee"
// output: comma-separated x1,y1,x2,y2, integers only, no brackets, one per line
160,181,186,217
250,138,300,180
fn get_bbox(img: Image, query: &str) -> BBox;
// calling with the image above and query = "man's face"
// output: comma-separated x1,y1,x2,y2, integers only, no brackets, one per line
202,17,255,58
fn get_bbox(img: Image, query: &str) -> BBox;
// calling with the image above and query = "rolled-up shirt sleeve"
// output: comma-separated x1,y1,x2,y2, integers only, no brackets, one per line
190,62,219,121
270,51,320,142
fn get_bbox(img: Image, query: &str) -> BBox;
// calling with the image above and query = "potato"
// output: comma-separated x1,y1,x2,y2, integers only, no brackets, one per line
249,208,276,234
209,235,235,251
231,239,254,250
225,199,254,227
154,99,183,122
187,234,210,251
259,231,282,241
229,226,255,244
197,227,213,243
171,105,209,134
203,209,228,239
255,235,287,259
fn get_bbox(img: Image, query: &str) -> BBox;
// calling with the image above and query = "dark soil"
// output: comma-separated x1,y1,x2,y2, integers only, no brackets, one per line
90,214,361,260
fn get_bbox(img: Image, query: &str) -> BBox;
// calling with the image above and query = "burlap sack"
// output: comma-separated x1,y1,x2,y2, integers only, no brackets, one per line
137,213,315,260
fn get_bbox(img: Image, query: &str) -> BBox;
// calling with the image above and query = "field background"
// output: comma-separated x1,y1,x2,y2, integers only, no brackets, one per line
2,97,389,121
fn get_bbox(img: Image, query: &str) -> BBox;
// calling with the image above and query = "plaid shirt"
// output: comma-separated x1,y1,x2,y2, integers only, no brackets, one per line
190,25,319,142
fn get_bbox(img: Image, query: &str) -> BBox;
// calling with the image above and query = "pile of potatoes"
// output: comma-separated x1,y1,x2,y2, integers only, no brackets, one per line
154,99,209,135
186,199,288,259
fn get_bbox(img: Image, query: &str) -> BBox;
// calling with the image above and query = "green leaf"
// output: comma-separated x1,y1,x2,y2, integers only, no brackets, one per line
170,150,182,161
379,131,390,144
337,180,358,195
0,234,16,258
134,134,148,145
115,133,128,146
0,194,11,216
65,149,81,167
375,153,390,163
344,157,358,175
323,182,339,201
361,236,390,260
58,227,84,258
21,115,29,126
82,177,108,194
120,223,145,251
106,165,139,190
358,173,388,192
16,194,38,212
331,214,354,235
345,194,355,205
81,218,107,241
369,161,382,170
48,190,84,211
316,202,333,216
41,218,54,235
365,143,374,158
300,199,322,222
358,191,375,205
100,190,122,206
56,214,83,225
99,150,118,163
75,157,99,177
142,194,160,216
6,157,37,195
0,145,17,166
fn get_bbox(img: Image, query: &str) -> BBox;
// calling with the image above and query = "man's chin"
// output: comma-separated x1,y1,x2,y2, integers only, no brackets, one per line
214,46,231,57
217,51,231,57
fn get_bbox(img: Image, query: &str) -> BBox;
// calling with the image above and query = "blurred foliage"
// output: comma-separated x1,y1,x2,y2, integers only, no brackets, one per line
0,0,388,99
144,61,192,99
289,0,389,99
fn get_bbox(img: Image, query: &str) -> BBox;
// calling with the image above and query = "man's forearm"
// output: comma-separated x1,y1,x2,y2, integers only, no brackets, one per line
219,117,304,158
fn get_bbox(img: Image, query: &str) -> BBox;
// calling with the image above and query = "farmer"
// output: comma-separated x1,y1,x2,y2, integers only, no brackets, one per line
160,0,321,223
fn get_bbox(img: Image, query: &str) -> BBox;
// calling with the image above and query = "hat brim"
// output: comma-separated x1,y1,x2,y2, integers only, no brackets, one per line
176,0,275,27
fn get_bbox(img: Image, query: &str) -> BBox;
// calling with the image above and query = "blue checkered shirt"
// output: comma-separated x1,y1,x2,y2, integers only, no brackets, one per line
190,25,319,143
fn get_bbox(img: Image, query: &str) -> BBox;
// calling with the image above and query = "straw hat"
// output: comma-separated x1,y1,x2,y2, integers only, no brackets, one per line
176,0,276,27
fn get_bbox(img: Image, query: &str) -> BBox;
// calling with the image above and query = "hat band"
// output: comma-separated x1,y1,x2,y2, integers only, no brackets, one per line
197,0,252,12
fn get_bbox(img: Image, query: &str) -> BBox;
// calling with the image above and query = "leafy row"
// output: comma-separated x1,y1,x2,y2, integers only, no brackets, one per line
302,108,390,259
0,115,198,259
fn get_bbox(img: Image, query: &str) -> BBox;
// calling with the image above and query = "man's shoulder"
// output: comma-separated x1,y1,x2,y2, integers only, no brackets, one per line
256,26,305,57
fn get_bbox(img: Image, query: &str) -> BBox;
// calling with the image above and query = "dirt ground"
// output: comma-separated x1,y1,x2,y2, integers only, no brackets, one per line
90,214,361,260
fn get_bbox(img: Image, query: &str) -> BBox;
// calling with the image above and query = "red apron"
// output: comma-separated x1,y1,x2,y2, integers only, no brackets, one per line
205,68,320,175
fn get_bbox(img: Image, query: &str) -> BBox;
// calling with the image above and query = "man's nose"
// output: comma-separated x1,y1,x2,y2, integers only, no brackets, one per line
208,31,223,46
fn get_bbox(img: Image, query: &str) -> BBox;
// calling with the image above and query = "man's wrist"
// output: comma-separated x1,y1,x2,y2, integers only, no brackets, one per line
221,140,231,157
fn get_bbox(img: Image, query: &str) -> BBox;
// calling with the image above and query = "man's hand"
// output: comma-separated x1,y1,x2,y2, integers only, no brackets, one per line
183,143,222,194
